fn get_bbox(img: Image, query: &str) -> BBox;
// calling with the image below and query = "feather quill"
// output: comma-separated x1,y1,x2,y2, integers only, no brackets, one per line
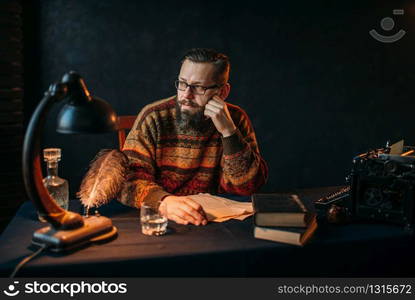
77,149,129,214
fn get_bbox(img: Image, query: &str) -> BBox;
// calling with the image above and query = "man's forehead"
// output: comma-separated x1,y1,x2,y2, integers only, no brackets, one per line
179,60,216,84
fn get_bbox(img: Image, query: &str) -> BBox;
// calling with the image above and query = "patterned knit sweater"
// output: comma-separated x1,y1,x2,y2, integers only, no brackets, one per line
117,96,268,210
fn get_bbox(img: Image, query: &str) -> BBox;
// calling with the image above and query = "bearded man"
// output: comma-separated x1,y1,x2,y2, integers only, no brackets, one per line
118,48,268,226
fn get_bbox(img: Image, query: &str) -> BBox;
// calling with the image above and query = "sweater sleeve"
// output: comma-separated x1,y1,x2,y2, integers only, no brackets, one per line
117,112,171,210
218,106,268,195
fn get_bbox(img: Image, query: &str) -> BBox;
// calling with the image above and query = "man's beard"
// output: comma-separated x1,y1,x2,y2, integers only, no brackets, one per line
175,99,209,132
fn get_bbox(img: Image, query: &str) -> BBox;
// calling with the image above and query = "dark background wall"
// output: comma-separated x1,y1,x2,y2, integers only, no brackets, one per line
24,0,415,197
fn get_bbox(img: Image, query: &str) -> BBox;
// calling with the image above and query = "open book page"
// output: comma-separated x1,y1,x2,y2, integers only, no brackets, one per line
187,193,253,222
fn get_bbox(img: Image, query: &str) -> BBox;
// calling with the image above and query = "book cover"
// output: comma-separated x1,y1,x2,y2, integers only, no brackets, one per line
254,215,318,246
252,193,315,227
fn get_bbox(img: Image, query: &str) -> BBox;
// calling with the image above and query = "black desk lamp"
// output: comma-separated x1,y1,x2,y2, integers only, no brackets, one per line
22,71,118,252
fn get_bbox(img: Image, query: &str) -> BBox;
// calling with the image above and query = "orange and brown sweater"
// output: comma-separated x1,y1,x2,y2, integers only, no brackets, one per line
118,96,268,210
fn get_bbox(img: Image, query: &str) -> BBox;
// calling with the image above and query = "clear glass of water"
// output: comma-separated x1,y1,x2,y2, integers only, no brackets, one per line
140,205,168,236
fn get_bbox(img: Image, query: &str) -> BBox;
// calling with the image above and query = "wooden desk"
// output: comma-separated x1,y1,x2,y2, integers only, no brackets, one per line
0,188,413,277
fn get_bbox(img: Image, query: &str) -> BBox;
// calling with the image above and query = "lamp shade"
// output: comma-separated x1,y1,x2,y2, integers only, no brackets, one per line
56,71,117,134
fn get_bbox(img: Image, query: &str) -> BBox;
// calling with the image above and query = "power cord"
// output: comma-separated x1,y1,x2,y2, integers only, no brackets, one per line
10,244,49,278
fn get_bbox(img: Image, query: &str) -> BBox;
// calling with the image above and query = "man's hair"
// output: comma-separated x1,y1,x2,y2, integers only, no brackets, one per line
181,48,230,84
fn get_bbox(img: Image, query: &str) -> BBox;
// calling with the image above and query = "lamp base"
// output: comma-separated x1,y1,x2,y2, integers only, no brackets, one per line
32,215,117,252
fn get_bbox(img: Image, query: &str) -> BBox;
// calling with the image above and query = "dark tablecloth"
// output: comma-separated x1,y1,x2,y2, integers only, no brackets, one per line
0,187,414,277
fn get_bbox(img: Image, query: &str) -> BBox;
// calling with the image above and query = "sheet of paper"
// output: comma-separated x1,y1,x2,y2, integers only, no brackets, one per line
390,139,404,155
187,193,253,222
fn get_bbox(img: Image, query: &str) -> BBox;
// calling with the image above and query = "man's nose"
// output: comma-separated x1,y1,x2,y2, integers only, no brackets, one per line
183,85,195,98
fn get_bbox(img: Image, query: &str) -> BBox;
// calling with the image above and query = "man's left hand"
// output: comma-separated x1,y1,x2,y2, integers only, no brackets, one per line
204,95,237,137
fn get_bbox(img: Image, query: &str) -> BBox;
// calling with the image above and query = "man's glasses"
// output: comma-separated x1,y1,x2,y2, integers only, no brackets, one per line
175,80,222,95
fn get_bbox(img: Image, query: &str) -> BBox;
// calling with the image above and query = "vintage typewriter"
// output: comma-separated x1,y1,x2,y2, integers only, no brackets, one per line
315,140,415,229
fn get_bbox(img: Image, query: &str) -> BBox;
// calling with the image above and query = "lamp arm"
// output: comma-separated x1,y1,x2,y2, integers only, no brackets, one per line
23,83,84,229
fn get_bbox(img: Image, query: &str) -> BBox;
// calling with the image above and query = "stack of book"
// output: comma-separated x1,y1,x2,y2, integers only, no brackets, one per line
252,193,318,246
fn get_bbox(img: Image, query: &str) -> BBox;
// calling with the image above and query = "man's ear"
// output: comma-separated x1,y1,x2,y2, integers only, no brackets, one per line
220,83,231,100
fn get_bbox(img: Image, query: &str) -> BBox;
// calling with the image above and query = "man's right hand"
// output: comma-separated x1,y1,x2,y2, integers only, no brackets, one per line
158,195,208,226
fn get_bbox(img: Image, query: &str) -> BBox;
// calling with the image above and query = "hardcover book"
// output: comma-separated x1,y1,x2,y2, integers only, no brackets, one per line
254,215,318,246
252,193,315,227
